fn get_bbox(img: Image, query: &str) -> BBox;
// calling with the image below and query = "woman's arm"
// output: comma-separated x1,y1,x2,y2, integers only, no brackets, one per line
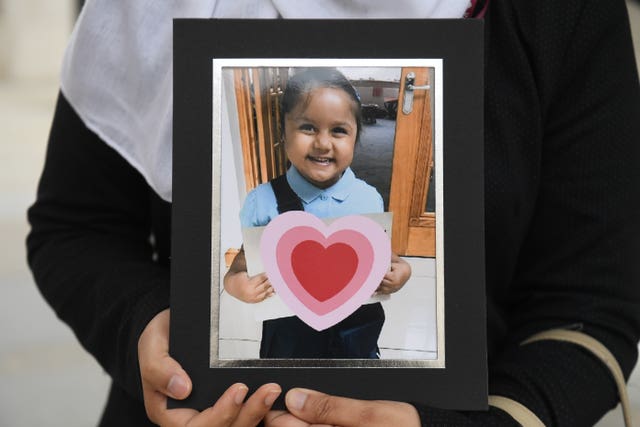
27,93,284,425
480,0,640,424
27,93,170,400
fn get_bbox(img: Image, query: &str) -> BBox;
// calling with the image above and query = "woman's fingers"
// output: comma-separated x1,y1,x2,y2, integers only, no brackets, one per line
185,383,249,427
138,309,192,398
282,388,420,427
264,410,311,427
145,382,281,427
138,309,195,424
188,383,281,427
141,350,192,400
228,383,282,426
142,383,197,425
139,309,280,426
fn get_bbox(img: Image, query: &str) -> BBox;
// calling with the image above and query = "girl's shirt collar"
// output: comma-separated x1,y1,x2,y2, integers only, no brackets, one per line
287,167,355,204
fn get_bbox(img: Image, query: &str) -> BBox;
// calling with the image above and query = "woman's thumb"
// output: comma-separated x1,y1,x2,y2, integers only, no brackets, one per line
165,365,191,399
138,309,192,400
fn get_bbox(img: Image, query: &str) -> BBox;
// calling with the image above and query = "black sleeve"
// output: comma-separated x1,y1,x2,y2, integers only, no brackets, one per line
414,0,640,425
26,93,170,401
491,0,640,423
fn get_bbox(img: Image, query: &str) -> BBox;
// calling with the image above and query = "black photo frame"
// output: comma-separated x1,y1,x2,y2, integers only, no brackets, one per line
171,19,486,411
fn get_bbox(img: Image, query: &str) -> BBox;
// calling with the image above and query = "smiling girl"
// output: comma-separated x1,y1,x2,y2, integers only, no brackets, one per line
224,67,411,359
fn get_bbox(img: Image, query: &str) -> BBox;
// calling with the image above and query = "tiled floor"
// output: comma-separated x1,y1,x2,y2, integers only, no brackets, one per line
218,257,439,360
1,2,639,426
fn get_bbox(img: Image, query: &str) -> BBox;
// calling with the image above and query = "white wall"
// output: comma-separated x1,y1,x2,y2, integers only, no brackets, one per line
0,0,74,81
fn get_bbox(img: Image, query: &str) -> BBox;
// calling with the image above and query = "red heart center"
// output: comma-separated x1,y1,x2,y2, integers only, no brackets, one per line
290,240,359,302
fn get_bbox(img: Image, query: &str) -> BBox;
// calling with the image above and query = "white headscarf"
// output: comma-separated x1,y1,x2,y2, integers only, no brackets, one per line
61,0,472,201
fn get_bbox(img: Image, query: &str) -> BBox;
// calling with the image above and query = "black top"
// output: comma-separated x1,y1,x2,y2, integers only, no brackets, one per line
27,0,640,425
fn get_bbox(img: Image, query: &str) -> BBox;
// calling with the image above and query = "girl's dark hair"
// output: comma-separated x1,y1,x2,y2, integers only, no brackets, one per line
280,67,363,142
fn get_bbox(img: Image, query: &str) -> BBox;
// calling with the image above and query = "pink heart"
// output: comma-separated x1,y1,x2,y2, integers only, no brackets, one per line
260,211,390,331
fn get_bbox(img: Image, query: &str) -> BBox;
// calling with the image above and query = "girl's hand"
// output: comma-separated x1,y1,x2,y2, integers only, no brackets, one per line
138,309,281,426
225,272,275,303
224,249,274,303
376,252,411,295
264,388,421,427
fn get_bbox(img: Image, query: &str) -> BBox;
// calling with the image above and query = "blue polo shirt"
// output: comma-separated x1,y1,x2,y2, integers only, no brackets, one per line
240,167,383,227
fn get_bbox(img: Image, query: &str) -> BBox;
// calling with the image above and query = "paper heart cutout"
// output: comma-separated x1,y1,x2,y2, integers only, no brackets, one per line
260,211,390,331
291,240,358,302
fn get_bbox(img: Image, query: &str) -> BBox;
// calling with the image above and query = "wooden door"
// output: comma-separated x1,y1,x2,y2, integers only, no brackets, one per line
233,66,436,257
233,67,289,192
388,67,436,257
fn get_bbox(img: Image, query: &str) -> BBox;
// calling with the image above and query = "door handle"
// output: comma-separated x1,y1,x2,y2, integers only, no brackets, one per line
402,72,431,114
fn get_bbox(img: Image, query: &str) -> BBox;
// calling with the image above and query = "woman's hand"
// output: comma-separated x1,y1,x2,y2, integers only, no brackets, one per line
376,252,412,295
224,249,274,303
264,388,421,427
138,309,281,426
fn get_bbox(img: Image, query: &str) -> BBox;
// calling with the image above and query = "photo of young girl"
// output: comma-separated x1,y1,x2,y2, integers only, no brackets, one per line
215,63,442,364
223,68,411,359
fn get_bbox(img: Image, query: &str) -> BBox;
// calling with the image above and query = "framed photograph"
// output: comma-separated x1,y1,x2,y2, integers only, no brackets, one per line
171,19,486,411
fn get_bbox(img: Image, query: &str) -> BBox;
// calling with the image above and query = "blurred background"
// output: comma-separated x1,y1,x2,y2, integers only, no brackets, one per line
0,1,638,425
